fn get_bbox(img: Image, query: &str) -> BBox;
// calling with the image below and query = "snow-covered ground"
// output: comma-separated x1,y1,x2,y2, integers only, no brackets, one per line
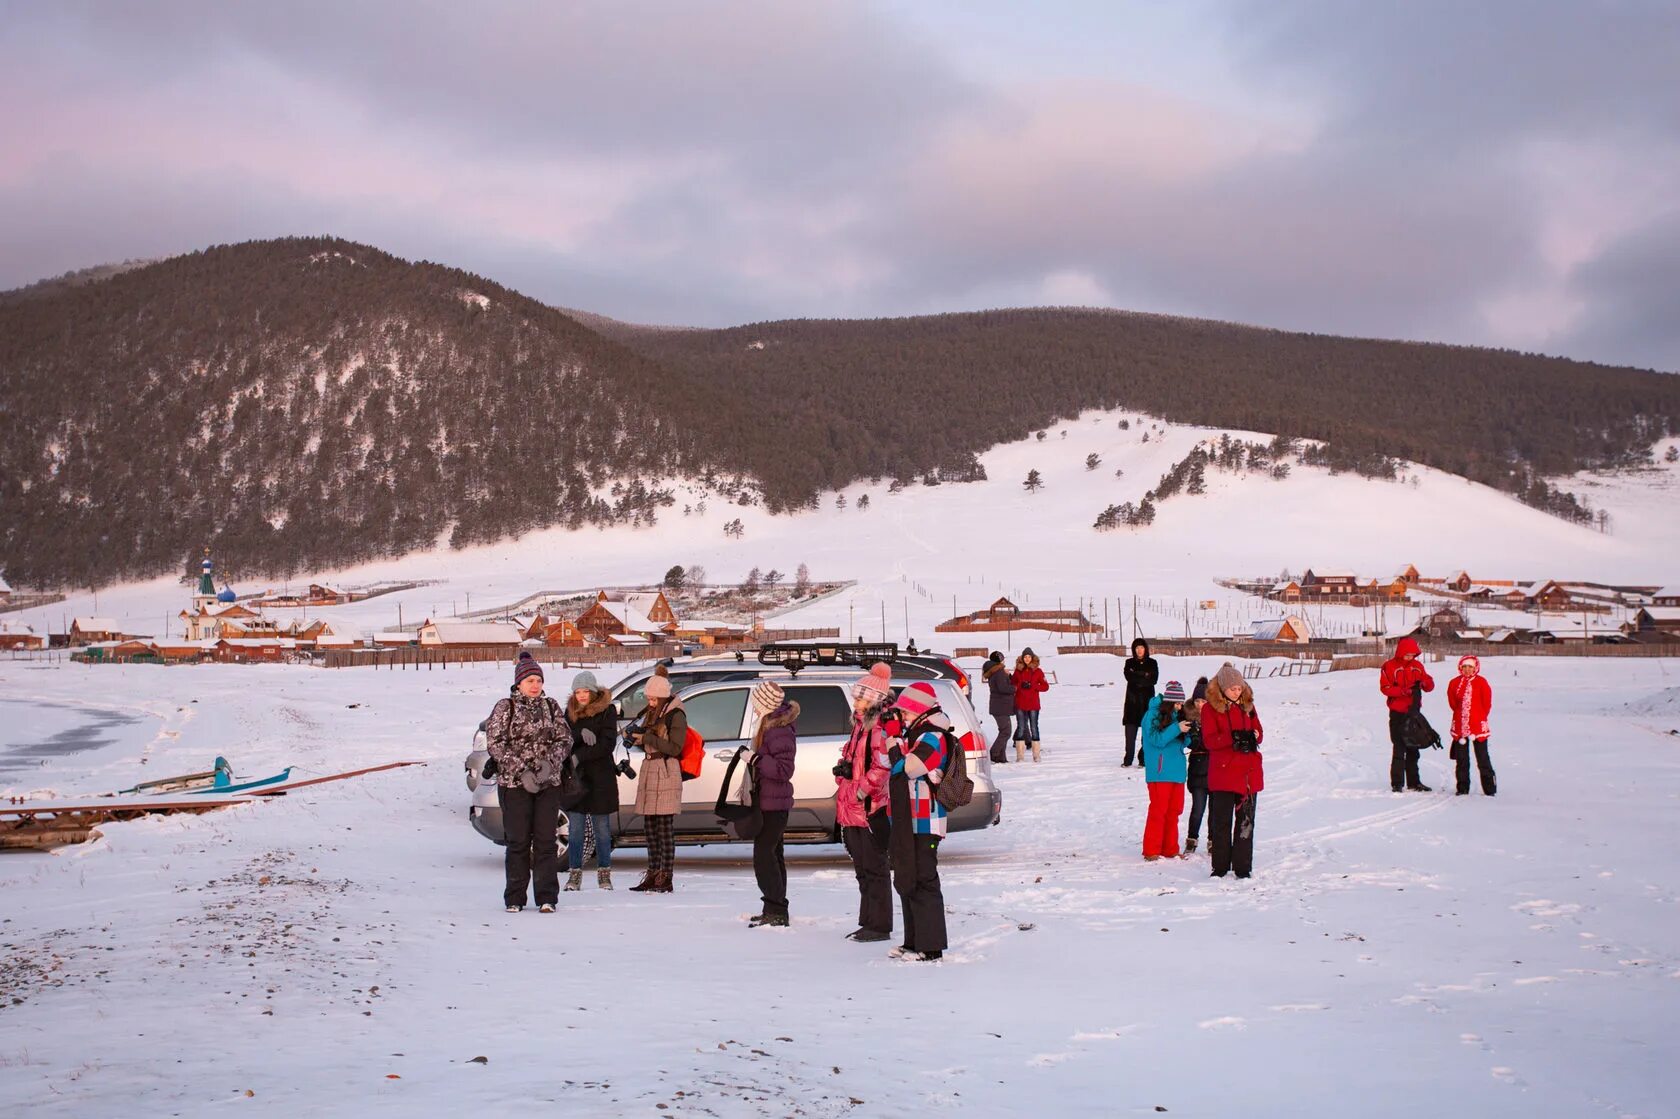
2,652,1678,1116
3,414,1678,1115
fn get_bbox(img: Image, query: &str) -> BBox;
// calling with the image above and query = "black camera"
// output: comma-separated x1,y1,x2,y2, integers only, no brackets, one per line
1230,728,1259,754
832,759,855,780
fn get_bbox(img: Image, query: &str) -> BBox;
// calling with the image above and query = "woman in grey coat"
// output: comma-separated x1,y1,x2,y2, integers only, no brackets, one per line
630,666,686,893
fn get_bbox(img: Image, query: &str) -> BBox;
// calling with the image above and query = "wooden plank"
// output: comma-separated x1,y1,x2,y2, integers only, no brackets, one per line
241,760,425,796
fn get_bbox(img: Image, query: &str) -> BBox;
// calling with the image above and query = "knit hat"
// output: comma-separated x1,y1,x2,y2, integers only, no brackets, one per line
1189,676,1209,703
1162,680,1186,703
513,651,544,687
1458,655,1481,674
1021,646,1037,658
1213,662,1244,693
570,670,599,693
987,650,1003,665
643,665,672,700
751,679,785,716
852,661,894,702
892,681,939,719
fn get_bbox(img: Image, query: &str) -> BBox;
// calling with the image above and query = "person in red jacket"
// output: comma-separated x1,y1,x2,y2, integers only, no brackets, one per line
1011,648,1049,763
1447,655,1496,797
1379,636,1435,793
1200,663,1263,879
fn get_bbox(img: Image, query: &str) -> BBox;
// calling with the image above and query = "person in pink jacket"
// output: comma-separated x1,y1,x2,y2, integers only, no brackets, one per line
836,663,895,942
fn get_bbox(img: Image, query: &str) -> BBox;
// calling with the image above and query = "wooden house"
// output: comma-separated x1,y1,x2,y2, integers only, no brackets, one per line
0,623,45,651
70,617,122,645
1300,570,1359,597
150,637,210,662
1250,616,1311,644
576,599,667,642
1648,587,1680,608
212,637,292,663
620,590,679,628
417,621,522,649
540,617,587,647
1629,607,1680,640
1267,580,1302,603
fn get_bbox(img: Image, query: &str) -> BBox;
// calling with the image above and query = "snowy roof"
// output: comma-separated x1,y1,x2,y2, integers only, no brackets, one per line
623,592,669,617
1652,586,1680,599
595,601,663,633
1306,569,1356,579
422,622,522,645
0,621,35,635
216,637,297,648
677,619,747,631
314,634,360,647
72,617,120,632
1486,629,1517,641
1456,630,1487,640
1637,607,1680,621
607,634,654,646
1270,581,1298,591
374,632,414,643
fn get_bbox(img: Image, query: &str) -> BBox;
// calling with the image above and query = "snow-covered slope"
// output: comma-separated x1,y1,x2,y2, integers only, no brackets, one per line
11,410,1675,643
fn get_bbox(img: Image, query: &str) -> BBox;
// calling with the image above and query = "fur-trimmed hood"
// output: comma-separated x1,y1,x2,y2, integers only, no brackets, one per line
1206,682,1256,715
567,688,615,721
760,700,800,729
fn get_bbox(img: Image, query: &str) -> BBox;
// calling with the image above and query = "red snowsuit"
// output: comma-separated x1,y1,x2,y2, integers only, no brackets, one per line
1447,673,1492,740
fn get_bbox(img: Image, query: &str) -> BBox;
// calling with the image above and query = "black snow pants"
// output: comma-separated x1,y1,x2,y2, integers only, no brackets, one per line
990,714,1013,763
1388,711,1423,790
1452,737,1497,796
1208,791,1257,878
890,829,947,953
753,809,790,918
499,783,563,907
843,813,894,935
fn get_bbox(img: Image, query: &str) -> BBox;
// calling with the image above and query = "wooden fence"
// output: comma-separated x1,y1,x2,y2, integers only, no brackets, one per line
320,630,842,670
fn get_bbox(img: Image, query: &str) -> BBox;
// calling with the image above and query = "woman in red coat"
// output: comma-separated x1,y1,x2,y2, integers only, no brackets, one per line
1011,648,1049,763
1447,655,1496,796
1200,662,1263,879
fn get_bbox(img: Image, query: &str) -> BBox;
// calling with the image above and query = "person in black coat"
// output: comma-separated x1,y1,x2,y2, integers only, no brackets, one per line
1121,638,1159,766
982,651,1017,764
1183,676,1210,854
563,671,621,891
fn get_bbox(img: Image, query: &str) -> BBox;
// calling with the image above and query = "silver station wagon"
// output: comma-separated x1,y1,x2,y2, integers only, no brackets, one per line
464,660,1003,847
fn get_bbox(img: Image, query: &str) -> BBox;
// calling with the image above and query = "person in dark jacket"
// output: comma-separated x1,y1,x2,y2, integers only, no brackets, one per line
982,651,1016,764
1011,648,1049,763
563,670,620,892
485,652,574,913
1202,662,1263,879
1380,636,1435,792
1121,638,1158,766
1183,676,1210,855
748,680,799,927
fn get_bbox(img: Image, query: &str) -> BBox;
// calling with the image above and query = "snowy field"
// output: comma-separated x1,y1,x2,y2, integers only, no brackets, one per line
3,414,1679,1115
3,646,1679,1115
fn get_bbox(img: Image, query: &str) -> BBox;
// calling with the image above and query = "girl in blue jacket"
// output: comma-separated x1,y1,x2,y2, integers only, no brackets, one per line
1140,681,1192,859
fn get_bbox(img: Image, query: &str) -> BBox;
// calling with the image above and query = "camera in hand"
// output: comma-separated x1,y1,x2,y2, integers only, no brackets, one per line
615,755,637,780
832,759,855,780
1230,728,1259,754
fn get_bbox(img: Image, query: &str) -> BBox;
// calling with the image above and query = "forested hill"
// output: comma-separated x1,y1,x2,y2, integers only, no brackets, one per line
0,238,698,587
608,310,1680,515
4,236,1677,588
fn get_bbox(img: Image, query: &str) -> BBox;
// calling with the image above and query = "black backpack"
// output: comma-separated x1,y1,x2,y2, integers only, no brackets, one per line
917,719,973,812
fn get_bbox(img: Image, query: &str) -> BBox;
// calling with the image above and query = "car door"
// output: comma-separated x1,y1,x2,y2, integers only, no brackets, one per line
669,684,752,836
774,683,855,835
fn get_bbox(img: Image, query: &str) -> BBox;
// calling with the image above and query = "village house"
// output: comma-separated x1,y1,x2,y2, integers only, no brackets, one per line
1654,587,1680,608
69,617,123,645
417,621,523,649
614,590,679,629
1627,607,1680,642
178,601,266,641
212,636,296,663
1249,615,1312,644
0,622,45,651
149,637,212,662
575,597,672,643
539,617,587,647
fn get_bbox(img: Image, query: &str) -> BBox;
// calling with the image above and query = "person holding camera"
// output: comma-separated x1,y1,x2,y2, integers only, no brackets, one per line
629,666,685,893
836,662,895,941
563,670,620,892
748,680,799,927
1380,636,1435,792
1183,677,1211,855
884,681,952,962
1201,662,1264,879
485,651,574,913
1139,680,1192,860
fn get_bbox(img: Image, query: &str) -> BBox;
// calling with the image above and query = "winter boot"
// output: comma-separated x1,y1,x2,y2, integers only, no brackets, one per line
564,870,583,892
1030,740,1042,763
1014,742,1025,762
1183,837,1198,856
652,869,674,894
629,871,658,893
597,869,613,890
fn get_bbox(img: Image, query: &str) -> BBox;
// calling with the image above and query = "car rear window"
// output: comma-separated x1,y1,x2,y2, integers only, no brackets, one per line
782,685,852,736
683,687,749,741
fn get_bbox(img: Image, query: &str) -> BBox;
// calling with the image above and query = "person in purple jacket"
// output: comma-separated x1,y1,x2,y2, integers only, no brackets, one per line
748,680,799,927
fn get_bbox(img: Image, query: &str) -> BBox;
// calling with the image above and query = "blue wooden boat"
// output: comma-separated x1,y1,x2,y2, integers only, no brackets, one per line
185,766,293,795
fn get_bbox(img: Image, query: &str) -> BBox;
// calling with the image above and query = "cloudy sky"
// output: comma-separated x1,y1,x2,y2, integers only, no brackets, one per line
3,1,1676,370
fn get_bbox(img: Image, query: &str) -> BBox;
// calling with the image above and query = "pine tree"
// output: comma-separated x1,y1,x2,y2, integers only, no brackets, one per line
663,565,686,590
793,563,810,596
1085,453,1100,470
1024,469,1043,492
743,566,761,592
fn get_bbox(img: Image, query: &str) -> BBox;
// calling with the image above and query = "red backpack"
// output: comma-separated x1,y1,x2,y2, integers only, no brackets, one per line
679,724,705,781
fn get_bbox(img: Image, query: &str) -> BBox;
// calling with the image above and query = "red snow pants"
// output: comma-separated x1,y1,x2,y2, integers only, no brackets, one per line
1143,782,1185,859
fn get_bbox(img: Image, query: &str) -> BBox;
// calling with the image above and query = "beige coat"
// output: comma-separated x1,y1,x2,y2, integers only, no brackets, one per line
634,698,687,817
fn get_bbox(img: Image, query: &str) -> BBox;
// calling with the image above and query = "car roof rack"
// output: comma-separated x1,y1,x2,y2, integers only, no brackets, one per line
757,641,899,676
